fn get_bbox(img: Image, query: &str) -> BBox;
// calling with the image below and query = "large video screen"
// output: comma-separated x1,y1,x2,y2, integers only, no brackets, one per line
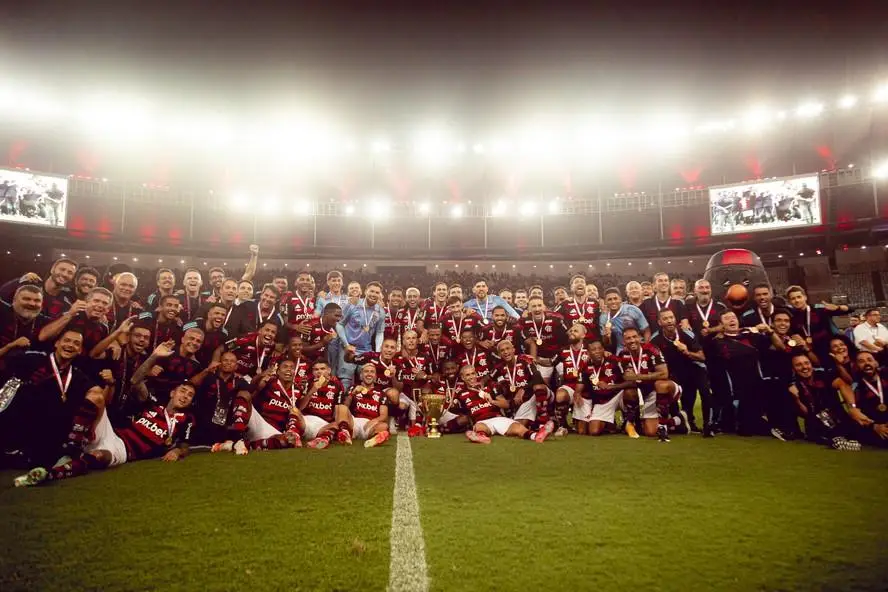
0,168,69,228
709,174,821,235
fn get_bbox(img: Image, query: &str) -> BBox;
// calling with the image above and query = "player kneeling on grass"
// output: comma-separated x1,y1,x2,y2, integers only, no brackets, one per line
424,359,469,433
787,354,861,451
337,364,391,448
577,340,636,436
458,365,549,444
288,360,346,449
617,326,681,442
15,382,196,487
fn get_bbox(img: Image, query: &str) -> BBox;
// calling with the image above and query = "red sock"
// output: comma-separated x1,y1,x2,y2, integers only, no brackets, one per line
48,456,90,481
337,421,352,435
554,401,570,429
250,436,285,450
230,396,252,435
286,414,303,435
534,390,551,424
67,401,100,448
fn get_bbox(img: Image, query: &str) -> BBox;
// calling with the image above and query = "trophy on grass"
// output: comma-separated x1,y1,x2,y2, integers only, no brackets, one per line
421,392,446,439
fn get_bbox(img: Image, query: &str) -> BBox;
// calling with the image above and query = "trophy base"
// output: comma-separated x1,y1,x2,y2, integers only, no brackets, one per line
427,430,442,439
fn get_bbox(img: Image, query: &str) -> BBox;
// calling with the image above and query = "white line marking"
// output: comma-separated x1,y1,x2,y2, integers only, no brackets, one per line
388,433,429,592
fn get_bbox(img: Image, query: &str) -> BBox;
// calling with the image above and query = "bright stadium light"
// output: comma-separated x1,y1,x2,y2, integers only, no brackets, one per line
293,200,313,216
795,101,824,118
547,201,559,215
78,94,154,140
417,202,431,215
874,160,888,179
413,127,455,169
344,204,356,215
371,139,391,154
472,143,485,154
491,201,506,216
229,194,248,212
451,205,463,218
742,107,773,132
261,198,280,216
838,94,858,109
519,202,537,217
367,196,391,219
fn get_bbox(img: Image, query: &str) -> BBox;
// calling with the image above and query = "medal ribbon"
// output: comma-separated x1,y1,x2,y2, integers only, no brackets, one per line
49,353,73,400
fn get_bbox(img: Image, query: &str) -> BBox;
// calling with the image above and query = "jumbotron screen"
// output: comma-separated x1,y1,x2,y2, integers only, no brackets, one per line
708,174,821,235
0,168,69,229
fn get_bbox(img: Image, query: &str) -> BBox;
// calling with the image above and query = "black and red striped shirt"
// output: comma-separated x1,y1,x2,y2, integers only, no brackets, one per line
117,405,194,460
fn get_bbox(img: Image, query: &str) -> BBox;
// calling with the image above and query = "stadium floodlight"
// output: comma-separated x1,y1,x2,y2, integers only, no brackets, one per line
547,201,559,215
78,94,154,140
229,194,248,212
261,199,280,216
519,202,537,217
873,84,888,103
742,107,772,132
413,127,455,169
490,201,506,216
838,94,858,109
417,202,431,215
293,200,313,216
451,205,463,218
874,160,888,179
367,196,391,219
472,143,485,154
344,204,356,215
795,102,824,118
371,139,391,154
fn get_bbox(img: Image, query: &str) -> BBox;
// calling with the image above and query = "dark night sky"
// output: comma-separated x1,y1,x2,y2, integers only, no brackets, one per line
1,1,886,129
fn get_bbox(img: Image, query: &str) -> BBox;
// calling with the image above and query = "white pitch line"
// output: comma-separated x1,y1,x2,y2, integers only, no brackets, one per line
388,433,429,592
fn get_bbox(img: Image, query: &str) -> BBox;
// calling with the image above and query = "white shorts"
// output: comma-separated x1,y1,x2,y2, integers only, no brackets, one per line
399,393,418,421
476,416,517,436
573,398,593,423
513,387,552,421
353,417,380,440
303,414,331,439
85,410,128,467
246,409,281,441
641,382,682,420
440,410,460,425
589,390,626,423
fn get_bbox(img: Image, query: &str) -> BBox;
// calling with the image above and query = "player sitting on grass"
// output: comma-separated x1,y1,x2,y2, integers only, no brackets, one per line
787,353,861,451
288,360,345,449
458,365,550,444
196,351,257,456
336,364,391,448
578,340,636,436
424,359,469,433
15,381,196,487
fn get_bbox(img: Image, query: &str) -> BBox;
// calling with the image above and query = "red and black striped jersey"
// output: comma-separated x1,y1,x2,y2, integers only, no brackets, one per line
455,385,502,422
352,351,397,390
439,311,484,346
303,376,344,422
0,302,48,349
347,385,387,420
285,292,316,325
553,297,601,343
555,345,590,385
517,312,568,358
490,355,538,397
254,379,301,431
66,313,111,355
393,352,434,395
117,405,194,461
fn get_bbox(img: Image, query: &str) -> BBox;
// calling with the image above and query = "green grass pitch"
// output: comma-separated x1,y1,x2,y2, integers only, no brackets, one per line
1,435,887,591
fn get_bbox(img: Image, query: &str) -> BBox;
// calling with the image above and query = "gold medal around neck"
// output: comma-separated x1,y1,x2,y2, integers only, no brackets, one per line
384,368,393,378
878,403,887,412
355,386,367,394
591,377,600,387
702,320,710,328
787,339,797,348
672,338,681,346
536,338,543,346
605,321,612,330
806,336,813,344
748,327,759,334
509,385,517,393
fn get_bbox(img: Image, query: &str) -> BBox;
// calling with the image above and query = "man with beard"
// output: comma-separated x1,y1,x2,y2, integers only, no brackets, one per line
132,330,206,404
492,339,549,429
216,321,279,379
0,285,47,363
580,340,635,437
199,278,239,333
650,309,700,434
625,281,645,308
519,295,568,385
787,354,861,450
73,267,99,302
178,268,206,323
201,351,266,455
144,295,183,350
478,306,519,355
616,326,680,442
393,287,423,345
710,310,773,435
291,360,346,449
454,327,495,386
553,323,590,436
513,289,529,314
283,335,312,388
146,268,176,311
851,351,888,447
0,257,77,318
336,281,386,392
464,279,518,324
554,274,601,345
338,364,391,448
392,330,435,436
0,330,103,470
228,284,284,339
459,365,549,444
204,267,227,300
384,288,404,341
640,272,690,332
88,317,152,426
39,287,112,355
420,282,450,337
185,304,230,367
600,288,649,354
439,296,484,347
686,279,727,434
107,272,142,330
423,359,468,433
348,337,400,421
741,283,780,328
285,271,316,339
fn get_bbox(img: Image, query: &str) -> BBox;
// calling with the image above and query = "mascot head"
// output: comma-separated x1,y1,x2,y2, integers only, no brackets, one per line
703,249,770,313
